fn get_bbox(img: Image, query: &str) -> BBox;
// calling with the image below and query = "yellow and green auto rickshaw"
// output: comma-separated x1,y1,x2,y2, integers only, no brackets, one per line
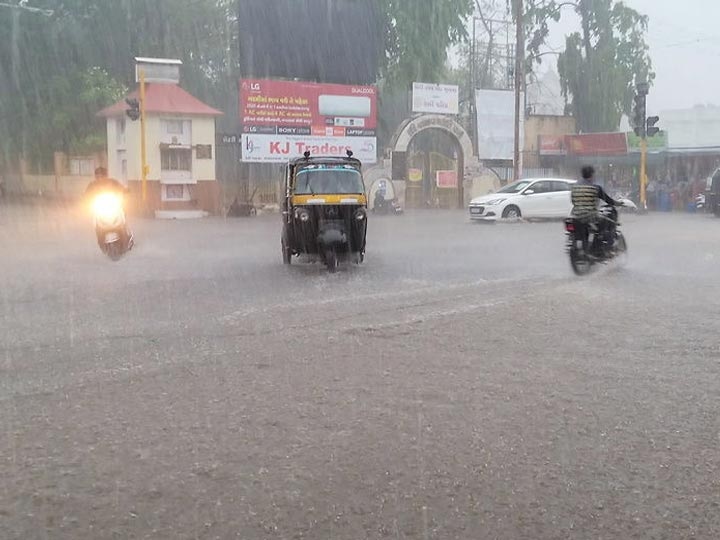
281,151,368,272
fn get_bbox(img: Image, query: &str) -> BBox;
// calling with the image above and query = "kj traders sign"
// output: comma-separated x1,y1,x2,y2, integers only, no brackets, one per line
240,79,377,163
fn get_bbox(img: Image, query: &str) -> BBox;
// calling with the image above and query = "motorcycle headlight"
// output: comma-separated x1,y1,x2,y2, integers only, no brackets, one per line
354,208,367,221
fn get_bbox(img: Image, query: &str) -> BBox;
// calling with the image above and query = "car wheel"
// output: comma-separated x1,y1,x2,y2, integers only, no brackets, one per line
502,205,521,219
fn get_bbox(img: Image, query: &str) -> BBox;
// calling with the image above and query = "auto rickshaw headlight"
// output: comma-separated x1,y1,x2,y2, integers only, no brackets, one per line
354,208,367,221
297,209,310,222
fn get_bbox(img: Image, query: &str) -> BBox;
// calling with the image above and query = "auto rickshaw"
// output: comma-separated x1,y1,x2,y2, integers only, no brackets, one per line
281,151,368,272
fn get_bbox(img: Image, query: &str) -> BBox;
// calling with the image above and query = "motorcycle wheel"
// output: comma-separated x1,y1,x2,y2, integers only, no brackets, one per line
325,250,339,273
569,244,592,276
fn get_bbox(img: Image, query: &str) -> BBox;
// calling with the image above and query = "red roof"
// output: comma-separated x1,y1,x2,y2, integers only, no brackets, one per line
98,83,222,117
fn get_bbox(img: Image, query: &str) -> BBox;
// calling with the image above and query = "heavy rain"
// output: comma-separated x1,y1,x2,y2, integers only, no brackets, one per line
1,1,720,539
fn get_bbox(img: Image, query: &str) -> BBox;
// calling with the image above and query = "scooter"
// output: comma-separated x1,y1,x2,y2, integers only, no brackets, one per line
372,191,403,215
92,192,133,261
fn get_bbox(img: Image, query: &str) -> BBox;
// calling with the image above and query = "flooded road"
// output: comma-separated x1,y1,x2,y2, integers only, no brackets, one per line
2,204,719,539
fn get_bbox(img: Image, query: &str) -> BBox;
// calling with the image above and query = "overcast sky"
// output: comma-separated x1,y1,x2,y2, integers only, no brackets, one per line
545,0,720,113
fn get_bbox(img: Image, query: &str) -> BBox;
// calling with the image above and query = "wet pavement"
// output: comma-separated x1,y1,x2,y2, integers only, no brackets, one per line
2,202,720,539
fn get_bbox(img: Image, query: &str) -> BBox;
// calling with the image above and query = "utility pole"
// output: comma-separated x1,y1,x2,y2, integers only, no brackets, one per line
139,69,148,205
513,0,524,181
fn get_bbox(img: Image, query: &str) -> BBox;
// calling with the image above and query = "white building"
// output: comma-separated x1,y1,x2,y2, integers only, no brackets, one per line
99,73,222,218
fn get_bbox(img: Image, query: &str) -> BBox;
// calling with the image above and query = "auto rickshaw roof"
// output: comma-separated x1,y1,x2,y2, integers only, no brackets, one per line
288,155,363,169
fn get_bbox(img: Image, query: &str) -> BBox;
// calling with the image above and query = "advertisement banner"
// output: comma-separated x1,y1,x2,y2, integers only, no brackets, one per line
626,131,668,152
566,133,628,156
475,89,524,160
412,83,460,115
241,134,377,164
436,170,458,188
240,79,377,163
538,135,567,156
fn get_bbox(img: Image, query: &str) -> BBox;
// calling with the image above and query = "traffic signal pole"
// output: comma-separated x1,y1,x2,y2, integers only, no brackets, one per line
139,69,148,205
640,138,648,210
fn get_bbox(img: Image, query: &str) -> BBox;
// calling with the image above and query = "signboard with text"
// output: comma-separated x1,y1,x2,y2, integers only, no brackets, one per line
436,170,458,188
412,83,459,115
240,79,377,163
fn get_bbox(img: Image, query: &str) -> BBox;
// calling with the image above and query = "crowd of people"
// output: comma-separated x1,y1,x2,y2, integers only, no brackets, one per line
645,176,707,212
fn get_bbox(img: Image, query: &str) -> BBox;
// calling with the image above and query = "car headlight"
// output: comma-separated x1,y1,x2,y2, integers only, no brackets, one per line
485,198,506,205
354,208,367,221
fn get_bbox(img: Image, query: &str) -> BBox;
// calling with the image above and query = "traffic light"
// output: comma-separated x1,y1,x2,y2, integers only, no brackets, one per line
125,98,140,121
633,94,646,137
646,115,660,137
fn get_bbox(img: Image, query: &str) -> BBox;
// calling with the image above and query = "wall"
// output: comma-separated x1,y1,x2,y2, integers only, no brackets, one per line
191,117,217,181
523,114,576,169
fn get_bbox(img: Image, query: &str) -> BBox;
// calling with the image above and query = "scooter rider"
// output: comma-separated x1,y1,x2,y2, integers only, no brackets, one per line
85,167,133,249
571,165,623,254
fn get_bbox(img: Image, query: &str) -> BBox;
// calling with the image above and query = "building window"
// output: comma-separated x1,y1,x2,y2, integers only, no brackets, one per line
162,184,191,201
69,158,95,176
164,120,184,135
161,148,192,171
196,144,212,159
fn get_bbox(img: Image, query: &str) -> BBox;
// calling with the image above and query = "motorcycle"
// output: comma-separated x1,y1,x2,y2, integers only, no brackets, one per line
372,191,403,215
92,192,133,261
564,204,627,275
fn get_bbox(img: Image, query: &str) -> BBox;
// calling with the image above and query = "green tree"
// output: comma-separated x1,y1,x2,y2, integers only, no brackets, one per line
526,0,653,132
378,0,474,88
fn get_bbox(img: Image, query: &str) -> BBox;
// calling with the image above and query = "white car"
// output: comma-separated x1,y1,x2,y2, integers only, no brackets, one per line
469,178,576,221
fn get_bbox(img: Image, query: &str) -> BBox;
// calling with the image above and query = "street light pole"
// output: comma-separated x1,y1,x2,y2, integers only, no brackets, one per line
513,0,524,181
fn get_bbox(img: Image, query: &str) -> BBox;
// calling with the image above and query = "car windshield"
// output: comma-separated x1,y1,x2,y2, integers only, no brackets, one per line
295,168,364,194
496,181,532,194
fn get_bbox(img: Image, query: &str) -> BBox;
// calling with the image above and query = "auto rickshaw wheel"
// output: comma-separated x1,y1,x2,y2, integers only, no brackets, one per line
325,250,338,273
281,236,292,265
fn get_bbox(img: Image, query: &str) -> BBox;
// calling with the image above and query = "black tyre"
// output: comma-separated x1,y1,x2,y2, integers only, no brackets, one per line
106,242,124,262
281,235,292,265
503,205,521,219
325,250,338,273
569,244,592,276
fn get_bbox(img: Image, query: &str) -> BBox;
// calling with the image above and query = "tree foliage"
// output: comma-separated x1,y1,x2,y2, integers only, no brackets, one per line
378,0,474,89
0,0,474,166
525,0,653,133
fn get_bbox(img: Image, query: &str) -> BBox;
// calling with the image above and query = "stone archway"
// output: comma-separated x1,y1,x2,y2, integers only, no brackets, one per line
390,115,477,209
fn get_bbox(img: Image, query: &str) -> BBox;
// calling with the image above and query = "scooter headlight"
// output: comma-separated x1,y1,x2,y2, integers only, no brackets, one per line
93,193,123,223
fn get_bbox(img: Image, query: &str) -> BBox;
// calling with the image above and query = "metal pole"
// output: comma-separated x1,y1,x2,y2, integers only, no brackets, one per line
640,138,647,210
139,69,148,205
513,0,524,181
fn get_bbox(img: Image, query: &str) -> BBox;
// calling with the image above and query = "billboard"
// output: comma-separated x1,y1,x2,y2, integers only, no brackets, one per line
240,79,377,163
412,83,459,115
566,133,628,156
237,0,381,85
475,89,524,161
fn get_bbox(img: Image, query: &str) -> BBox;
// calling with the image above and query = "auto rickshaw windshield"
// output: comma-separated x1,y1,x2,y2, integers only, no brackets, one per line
295,168,364,195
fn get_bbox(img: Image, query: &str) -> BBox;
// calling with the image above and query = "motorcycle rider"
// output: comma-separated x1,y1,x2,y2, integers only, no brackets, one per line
571,165,622,255
85,167,133,249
